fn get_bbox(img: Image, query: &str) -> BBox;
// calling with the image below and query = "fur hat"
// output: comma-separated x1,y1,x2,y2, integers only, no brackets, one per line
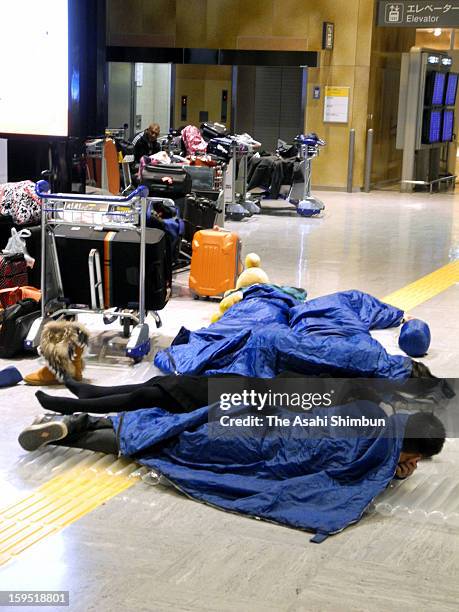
39,321,90,381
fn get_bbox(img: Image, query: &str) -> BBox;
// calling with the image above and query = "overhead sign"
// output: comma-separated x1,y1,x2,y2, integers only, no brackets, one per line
378,1,459,27
323,87,350,124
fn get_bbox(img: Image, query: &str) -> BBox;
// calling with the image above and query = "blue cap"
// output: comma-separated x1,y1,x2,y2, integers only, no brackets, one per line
399,319,431,358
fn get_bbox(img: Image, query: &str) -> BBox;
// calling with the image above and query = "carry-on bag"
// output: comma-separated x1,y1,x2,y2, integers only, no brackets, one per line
200,122,228,142
207,137,249,162
0,298,41,358
189,228,241,298
0,254,28,289
183,194,222,243
140,163,192,200
53,225,171,311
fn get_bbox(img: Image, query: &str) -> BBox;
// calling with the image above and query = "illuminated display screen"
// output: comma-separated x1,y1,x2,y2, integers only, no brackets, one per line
425,71,446,106
442,109,454,142
429,110,442,142
0,1,68,137
445,73,459,106
432,72,446,106
423,109,442,144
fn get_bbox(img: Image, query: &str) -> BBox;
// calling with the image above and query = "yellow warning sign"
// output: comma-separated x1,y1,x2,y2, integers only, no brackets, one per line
324,86,349,97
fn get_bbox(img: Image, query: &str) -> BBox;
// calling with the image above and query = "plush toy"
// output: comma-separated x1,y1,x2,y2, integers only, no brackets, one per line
211,253,269,323
235,253,270,289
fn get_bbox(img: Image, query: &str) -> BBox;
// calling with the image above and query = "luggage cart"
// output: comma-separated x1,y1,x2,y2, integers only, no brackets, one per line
25,181,171,363
287,135,325,217
225,141,260,221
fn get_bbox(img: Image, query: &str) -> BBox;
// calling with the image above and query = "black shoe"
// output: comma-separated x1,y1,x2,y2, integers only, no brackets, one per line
18,415,68,452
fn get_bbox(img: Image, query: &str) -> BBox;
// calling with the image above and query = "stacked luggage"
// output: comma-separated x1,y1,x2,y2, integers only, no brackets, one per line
140,163,192,200
53,226,171,312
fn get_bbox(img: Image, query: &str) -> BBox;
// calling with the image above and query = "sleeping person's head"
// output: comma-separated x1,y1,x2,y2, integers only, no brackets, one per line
396,412,445,479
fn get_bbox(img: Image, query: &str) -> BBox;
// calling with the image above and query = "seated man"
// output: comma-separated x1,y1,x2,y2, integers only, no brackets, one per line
132,122,161,162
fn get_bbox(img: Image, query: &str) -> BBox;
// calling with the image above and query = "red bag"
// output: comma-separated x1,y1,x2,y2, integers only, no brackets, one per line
0,254,28,289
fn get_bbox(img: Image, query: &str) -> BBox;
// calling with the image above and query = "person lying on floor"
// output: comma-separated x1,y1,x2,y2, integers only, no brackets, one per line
153,286,436,381
18,406,446,479
34,370,451,416
17,403,446,538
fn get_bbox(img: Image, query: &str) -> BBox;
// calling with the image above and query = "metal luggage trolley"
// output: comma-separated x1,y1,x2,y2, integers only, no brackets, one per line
225,141,261,221
25,181,170,363
287,135,326,217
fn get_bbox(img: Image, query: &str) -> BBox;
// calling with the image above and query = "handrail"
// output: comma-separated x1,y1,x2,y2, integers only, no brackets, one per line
36,180,148,202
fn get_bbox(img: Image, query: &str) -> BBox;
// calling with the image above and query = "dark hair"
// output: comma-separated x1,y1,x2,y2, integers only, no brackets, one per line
402,412,446,457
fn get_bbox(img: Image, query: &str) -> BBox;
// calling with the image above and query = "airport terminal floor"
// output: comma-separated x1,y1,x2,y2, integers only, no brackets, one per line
1,189,459,611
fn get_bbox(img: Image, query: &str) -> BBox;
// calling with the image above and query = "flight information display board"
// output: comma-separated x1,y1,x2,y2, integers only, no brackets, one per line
445,73,459,106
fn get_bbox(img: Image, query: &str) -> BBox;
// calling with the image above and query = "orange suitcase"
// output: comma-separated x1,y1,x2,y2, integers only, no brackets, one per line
189,228,242,298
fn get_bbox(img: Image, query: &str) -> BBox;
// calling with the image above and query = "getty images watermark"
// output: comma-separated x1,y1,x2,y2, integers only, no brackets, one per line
207,377,459,439
217,387,386,429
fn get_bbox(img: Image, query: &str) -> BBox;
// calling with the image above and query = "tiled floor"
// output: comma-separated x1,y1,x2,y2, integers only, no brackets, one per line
1,190,459,611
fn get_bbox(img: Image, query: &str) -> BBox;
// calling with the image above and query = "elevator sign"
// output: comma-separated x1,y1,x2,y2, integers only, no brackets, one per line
378,1,459,26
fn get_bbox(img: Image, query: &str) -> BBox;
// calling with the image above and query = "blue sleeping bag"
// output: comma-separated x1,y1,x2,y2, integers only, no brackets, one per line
111,401,408,538
155,286,411,380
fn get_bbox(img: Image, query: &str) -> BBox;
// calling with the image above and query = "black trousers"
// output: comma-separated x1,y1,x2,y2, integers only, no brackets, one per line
54,414,118,455
37,374,226,415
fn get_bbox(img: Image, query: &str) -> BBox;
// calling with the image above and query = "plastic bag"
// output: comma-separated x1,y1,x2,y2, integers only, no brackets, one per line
2,228,35,268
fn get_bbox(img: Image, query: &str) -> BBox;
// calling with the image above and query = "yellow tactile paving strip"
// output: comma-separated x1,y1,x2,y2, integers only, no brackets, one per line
0,455,140,566
383,260,459,312
1,259,459,567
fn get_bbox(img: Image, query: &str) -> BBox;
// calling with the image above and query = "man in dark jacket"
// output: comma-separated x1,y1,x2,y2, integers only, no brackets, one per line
132,122,161,162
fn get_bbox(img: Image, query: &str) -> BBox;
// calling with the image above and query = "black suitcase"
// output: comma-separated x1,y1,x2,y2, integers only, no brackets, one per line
200,122,228,142
140,163,192,200
183,193,221,243
53,225,171,311
206,138,233,162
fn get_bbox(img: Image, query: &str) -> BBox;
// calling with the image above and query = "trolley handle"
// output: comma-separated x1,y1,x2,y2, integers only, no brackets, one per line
36,180,148,202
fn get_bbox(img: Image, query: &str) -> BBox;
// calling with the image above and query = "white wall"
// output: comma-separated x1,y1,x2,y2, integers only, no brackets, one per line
135,64,171,135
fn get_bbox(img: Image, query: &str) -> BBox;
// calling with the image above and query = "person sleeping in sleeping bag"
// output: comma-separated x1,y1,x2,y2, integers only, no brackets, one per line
153,286,427,380
18,402,445,539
